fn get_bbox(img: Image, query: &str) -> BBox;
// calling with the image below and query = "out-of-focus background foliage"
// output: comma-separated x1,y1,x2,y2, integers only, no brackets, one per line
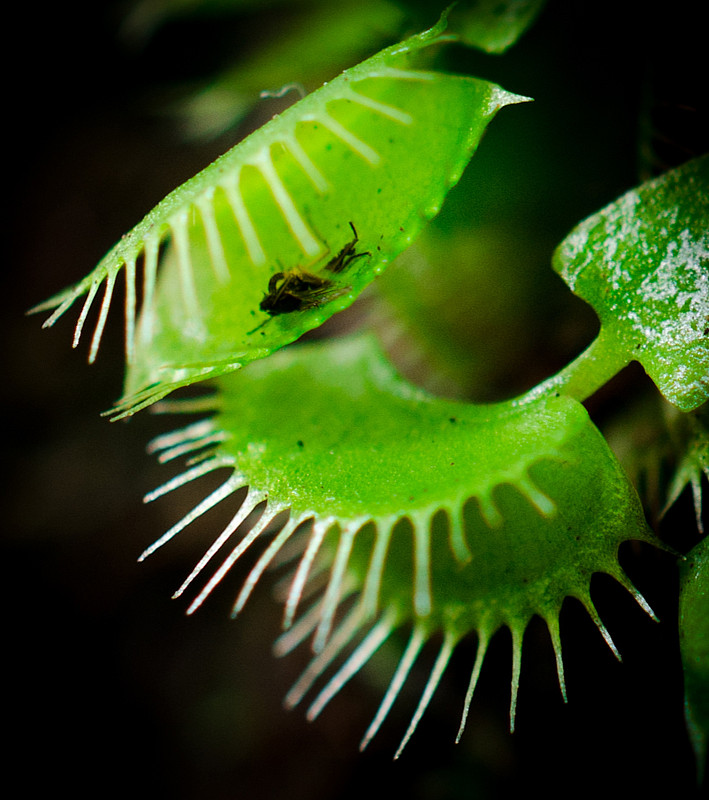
5,0,706,797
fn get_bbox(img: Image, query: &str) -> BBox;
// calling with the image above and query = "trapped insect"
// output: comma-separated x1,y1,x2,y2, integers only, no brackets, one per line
322,221,368,275
251,222,369,330
259,269,344,315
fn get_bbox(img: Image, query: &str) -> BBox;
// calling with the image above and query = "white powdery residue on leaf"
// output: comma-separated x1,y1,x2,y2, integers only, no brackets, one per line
602,235,618,263
600,239,634,291
611,264,634,291
592,190,643,290
626,308,660,345
557,228,592,289
637,227,709,343
656,360,704,406
604,188,641,244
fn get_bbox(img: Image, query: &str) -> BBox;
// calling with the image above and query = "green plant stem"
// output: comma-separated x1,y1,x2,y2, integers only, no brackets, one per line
512,327,630,408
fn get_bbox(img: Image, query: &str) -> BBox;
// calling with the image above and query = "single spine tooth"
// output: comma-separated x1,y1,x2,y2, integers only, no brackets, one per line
476,491,503,528
394,631,457,760
196,192,230,283
253,147,324,258
509,627,523,733
140,234,160,343
222,172,266,266
283,518,332,630
584,596,621,661
363,66,436,82
545,615,567,704
517,472,556,517
412,514,432,618
232,515,303,617
360,624,426,752
313,520,361,653
138,473,242,562
360,517,395,619
72,279,101,350
611,569,658,622
170,211,202,329
339,86,413,125
283,134,329,193
311,111,381,165
455,630,490,744
88,269,118,363
124,257,137,364
143,457,228,504
307,609,398,722
447,503,472,564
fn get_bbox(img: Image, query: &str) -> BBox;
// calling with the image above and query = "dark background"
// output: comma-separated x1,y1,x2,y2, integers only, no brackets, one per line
5,1,707,797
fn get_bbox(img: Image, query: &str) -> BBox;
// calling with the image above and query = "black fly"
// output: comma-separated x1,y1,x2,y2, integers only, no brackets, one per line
250,222,369,332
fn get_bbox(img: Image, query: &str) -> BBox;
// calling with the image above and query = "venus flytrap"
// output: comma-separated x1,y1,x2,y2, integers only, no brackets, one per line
132,154,708,759
33,5,708,775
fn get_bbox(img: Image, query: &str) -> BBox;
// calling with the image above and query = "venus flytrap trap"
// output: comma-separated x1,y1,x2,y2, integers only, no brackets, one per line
32,1,709,777
142,334,657,756
32,12,528,418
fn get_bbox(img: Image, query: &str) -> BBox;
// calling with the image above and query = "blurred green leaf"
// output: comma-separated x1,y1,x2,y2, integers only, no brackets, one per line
168,0,406,140
680,535,709,783
448,0,547,53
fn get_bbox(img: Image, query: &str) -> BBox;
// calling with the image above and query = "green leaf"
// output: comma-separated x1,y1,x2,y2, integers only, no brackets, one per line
552,155,709,412
679,535,709,783
33,13,528,417
448,0,547,53
142,334,657,756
